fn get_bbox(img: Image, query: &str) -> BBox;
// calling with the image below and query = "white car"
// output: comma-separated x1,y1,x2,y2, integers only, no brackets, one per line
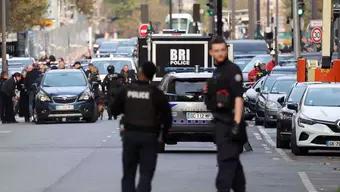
90,57,137,81
290,83,340,155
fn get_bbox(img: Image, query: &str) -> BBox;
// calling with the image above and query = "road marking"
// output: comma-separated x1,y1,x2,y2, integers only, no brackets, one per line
0,130,12,134
253,132,263,140
107,135,112,138
256,126,293,162
298,172,318,192
102,140,107,143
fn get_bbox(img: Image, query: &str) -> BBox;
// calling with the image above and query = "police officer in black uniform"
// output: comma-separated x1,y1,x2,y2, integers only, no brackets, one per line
205,37,247,192
111,61,172,192
102,65,123,120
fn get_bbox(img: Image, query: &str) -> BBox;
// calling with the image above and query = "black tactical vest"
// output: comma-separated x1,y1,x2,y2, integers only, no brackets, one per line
124,83,157,128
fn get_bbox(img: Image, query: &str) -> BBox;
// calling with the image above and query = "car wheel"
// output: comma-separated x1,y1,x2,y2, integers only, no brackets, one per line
276,127,290,149
291,127,308,155
255,117,263,125
264,120,271,128
86,106,98,123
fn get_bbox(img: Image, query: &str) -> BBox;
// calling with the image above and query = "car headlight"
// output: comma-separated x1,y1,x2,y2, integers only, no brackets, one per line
79,89,93,101
243,93,248,102
266,100,280,110
37,91,51,102
298,114,314,127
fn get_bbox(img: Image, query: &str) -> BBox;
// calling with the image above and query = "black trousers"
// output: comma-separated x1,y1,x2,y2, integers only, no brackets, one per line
214,121,246,192
122,131,158,192
2,95,15,123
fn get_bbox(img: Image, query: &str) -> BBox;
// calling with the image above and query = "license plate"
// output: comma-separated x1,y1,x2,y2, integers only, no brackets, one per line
186,112,213,121
56,105,74,111
327,141,340,147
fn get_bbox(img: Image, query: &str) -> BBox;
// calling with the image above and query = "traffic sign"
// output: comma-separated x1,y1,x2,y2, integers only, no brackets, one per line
139,24,149,37
311,27,322,43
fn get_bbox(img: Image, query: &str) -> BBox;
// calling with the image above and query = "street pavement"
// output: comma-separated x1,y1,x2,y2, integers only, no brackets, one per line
0,118,339,192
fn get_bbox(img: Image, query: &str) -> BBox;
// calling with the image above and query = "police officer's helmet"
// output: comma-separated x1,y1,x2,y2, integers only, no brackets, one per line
107,65,115,74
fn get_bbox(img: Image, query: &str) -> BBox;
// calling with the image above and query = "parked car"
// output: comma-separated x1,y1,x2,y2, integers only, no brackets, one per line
96,41,120,57
34,69,98,124
271,65,296,75
91,57,137,81
158,72,214,151
255,76,296,127
276,82,320,148
290,83,340,155
244,76,266,120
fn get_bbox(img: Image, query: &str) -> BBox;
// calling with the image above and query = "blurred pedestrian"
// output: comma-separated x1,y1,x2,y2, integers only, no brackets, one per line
265,50,277,72
0,72,9,122
18,69,30,122
1,73,22,123
88,66,102,103
25,63,43,120
205,37,247,192
86,63,94,78
58,58,66,69
102,65,124,120
112,62,172,192
121,64,136,84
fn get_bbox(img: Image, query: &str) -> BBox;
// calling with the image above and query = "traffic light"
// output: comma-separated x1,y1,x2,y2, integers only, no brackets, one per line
206,0,215,16
297,0,305,16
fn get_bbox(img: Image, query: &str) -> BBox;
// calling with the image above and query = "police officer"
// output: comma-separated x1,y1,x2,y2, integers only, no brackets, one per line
102,65,123,120
111,61,172,192
206,37,247,192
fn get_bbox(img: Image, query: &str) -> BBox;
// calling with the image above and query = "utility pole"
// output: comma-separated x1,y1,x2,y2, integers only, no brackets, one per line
274,0,279,66
169,0,173,29
216,0,223,36
266,0,270,27
230,0,236,39
248,0,255,39
321,0,332,68
255,0,261,39
311,0,318,19
1,0,7,75
293,0,301,58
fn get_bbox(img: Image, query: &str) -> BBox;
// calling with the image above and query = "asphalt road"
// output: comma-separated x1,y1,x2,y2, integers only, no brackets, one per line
0,118,339,192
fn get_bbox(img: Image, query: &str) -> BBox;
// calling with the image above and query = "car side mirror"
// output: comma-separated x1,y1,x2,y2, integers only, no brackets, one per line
255,87,261,92
287,103,298,112
277,96,285,105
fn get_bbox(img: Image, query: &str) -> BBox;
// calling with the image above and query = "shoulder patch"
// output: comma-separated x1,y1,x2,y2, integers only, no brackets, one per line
234,74,242,82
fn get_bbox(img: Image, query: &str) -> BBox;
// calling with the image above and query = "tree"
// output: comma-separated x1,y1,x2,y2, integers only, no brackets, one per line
70,0,96,16
9,0,48,32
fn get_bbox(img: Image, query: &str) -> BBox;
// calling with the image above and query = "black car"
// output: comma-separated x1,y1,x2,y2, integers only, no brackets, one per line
34,69,98,123
276,82,320,148
159,72,214,148
255,75,296,127
244,76,266,120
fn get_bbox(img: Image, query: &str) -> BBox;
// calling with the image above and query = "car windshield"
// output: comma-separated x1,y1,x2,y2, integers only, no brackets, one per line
304,87,340,107
271,67,296,74
243,55,271,72
99,42,118,50
270,80,296,94
116,47,134,55
232,42,268,55
168,78,206,95
235,58,252,70
261,76,279,94
43,72,87,87
287,85,307,103
92,60,133,75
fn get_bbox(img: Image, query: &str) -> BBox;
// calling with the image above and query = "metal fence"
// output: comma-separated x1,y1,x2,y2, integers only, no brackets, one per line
26,21,89,60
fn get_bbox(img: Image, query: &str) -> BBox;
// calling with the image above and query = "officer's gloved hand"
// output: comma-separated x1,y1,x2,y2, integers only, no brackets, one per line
231,122,240,136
